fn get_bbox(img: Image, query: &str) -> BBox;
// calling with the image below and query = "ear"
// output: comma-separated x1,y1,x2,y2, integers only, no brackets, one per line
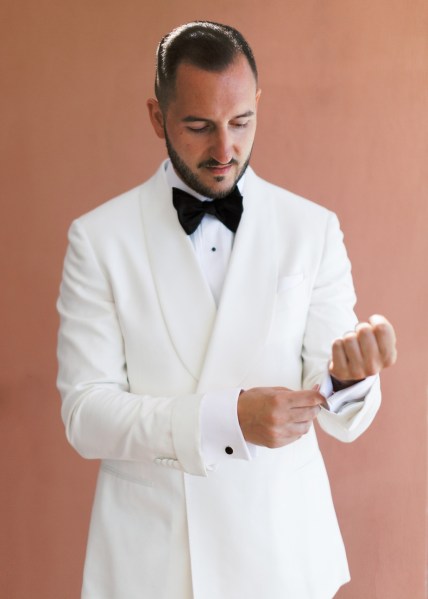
147,98,166,139
255,88,262,109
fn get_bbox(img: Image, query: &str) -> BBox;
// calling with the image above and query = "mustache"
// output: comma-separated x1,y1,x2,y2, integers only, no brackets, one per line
198,158,238,168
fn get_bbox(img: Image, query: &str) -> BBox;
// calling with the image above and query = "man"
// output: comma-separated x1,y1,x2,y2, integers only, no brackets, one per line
57,21,396,599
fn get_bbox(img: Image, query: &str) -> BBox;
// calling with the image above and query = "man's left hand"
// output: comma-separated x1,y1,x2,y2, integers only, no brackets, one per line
329,314,397,382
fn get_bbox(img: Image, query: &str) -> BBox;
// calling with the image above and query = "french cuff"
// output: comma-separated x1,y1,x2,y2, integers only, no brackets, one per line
171,394,207,476
320,371,378,413
200,388,256,468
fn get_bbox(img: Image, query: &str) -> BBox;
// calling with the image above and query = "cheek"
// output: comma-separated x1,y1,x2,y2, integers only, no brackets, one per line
171,133,195,159
181,142,200,160
238,128,256,152
180,138,207,160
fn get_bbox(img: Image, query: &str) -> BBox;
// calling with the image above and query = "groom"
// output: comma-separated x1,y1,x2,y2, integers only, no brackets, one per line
57,21,397,599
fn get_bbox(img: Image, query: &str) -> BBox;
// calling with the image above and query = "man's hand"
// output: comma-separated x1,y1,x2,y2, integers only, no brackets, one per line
329,314,397,382
237,387,325,448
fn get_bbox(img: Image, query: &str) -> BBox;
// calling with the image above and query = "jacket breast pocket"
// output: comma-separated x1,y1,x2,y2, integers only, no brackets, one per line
271,274,309,349
276,273,308,314
277,273,305,293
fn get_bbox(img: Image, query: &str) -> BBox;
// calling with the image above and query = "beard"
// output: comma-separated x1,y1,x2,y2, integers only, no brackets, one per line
164,128,251,199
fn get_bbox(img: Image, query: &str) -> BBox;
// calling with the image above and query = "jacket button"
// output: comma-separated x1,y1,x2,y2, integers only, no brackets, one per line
225,446,233,455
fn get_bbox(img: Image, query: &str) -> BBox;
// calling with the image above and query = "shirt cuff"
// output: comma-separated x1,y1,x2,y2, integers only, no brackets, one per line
320,372,378,414
200,388,256,469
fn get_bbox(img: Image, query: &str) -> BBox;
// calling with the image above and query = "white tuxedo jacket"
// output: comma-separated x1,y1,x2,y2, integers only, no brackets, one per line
57,163,381,599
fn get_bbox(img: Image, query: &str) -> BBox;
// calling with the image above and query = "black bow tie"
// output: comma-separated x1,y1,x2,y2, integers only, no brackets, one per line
172,187,243,235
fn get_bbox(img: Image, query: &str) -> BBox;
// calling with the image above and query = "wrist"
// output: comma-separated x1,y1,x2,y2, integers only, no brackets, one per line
330,374,365,392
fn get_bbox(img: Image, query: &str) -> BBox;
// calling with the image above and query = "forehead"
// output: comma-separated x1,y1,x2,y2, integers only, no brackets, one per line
168,55,258,117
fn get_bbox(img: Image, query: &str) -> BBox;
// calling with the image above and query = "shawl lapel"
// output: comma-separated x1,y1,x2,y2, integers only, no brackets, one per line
140,164,278,389
197,168,278,392
140,164,216,382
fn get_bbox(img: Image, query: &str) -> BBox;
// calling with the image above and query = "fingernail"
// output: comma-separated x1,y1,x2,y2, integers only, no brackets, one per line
312,384,320,392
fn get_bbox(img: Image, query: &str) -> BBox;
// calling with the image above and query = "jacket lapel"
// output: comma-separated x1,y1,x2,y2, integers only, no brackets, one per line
140,164,217,382
197,168,278,392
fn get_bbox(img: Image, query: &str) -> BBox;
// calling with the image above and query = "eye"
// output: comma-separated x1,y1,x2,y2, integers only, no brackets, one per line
231,121,249,129
185,121,212,133
187,126,210,133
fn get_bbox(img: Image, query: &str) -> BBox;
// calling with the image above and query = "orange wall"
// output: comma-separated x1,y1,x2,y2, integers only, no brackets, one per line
1,2,426,597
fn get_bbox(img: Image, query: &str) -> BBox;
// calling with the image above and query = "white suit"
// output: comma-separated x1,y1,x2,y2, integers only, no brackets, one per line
57,163,381,599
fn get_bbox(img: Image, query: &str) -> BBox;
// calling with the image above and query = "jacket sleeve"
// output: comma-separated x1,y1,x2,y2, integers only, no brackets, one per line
57,219,207,476
301,211,381,441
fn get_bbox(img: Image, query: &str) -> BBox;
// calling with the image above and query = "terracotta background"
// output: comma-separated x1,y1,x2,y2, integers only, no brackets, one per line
1,1,426,597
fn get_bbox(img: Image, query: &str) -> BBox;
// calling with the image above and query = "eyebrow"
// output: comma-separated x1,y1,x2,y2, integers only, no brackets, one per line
182,110,255,123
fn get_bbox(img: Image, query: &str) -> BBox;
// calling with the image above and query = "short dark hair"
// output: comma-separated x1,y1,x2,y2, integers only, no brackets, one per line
155,21,258,109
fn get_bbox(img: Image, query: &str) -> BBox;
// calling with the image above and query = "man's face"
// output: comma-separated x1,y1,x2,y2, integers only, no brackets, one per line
148,55,261,198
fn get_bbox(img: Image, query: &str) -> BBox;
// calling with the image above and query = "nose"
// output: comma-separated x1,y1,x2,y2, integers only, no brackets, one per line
210,128,233,164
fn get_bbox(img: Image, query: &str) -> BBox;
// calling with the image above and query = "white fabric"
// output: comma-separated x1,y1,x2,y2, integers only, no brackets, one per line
166,161,243,306
321,372,377,412
167,160,375,465
57,162,382,599
167,164,254,461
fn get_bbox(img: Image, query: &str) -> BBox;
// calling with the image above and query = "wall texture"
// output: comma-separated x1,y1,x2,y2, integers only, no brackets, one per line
1,1,426,597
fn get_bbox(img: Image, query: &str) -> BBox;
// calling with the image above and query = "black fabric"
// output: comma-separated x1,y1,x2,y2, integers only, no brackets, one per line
172,186,243,235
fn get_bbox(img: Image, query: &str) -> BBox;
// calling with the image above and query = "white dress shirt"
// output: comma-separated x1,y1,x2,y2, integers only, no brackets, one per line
165,161,375,466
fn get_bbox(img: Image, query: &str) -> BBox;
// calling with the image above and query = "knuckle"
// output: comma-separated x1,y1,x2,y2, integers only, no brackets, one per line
373,322,389,336
265,425,291,448
269,392,284,411
357,326,372,341
343,332,357,342
268,425,284,444
365,365,378,376
331,367,346,380
265,409,282,428
364,359,379,376
265,439,279,449
348,365,364,379
302,422,311,434
332,339,343,351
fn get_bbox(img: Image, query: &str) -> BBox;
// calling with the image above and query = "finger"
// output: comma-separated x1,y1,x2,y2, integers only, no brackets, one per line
342,331,363,360
333,333,366,379
330,338,349,380
368,314,398,367
355,322,382,375
287,421,313,436
286,390,325,409
289,405,322,423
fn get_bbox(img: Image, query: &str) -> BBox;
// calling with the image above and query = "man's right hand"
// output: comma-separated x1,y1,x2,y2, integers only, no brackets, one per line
237,387,325,448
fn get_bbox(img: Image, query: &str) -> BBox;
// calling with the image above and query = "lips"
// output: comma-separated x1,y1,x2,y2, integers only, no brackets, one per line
206,164,233,176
